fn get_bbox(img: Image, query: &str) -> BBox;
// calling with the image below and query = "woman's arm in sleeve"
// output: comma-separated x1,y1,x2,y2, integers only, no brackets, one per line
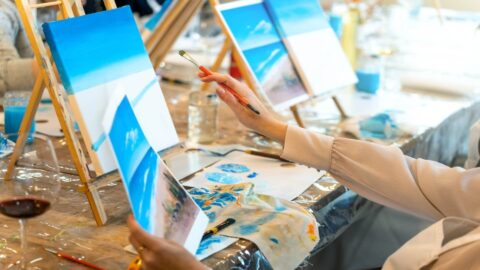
281,125,480,222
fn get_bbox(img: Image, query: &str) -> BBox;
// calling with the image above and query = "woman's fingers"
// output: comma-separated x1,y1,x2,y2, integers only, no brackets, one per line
127,215,157,249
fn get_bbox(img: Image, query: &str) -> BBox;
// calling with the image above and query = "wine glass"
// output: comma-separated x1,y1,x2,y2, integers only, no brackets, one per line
0,132,60,269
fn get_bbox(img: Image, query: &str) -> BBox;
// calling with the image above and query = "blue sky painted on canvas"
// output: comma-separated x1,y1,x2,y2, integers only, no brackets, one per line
221,3,280,51
108,96,157,232
43,7,152,94
264,0,330,37
221,3,288,82
108,97,150,185
144,0,174,30
243,42,286,82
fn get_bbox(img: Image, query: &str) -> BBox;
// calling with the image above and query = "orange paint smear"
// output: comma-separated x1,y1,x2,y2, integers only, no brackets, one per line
307,223,317,241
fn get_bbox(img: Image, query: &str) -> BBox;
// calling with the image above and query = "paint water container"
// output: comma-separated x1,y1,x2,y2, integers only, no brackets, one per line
4,91,35,142
188,91,219,144
355,54,382,94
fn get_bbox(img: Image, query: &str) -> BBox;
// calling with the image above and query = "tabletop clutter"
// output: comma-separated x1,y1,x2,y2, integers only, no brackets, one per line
1,0,479,269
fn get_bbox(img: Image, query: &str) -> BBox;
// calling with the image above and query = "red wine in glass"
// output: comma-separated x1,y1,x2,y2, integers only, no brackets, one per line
0,197,51,219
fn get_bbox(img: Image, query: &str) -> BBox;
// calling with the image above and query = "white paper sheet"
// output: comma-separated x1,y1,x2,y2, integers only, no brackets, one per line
185,151,325,201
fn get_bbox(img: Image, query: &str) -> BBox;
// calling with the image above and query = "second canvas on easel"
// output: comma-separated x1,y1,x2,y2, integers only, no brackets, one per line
215,0,356,109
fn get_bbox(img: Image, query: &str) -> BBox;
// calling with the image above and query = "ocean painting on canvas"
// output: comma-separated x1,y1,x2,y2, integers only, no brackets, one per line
43,7,178,175
264,0,357,95
217,0,309,110
103,93,208,254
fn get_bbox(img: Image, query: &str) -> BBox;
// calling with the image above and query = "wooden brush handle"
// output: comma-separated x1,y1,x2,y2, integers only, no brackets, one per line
199,65,249,106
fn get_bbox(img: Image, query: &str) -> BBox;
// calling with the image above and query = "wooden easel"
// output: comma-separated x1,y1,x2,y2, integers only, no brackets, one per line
7,0,117,226
205,0,348,128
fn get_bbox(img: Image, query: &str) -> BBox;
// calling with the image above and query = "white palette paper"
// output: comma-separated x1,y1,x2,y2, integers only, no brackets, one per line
185,152,325,201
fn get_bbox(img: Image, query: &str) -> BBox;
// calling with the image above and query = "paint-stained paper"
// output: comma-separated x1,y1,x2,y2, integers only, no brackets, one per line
190,183,319,270
103,92,208,254
185,151,325,200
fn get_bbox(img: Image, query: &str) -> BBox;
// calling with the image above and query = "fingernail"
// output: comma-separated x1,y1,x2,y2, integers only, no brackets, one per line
217,88,226,95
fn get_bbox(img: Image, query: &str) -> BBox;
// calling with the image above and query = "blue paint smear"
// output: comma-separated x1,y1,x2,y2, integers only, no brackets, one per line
91,133,106,152
238,224,258,235
205,172,241,184
270,237,279,244
236,213,278,236
189,188,210,196
274,204,287,212
247,172,258,178
207,212,217,223
131,78,157,107
217,164,250,173
196,235,223,256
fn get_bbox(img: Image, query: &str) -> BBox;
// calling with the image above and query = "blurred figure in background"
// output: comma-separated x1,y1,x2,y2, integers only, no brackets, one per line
0,0,38,95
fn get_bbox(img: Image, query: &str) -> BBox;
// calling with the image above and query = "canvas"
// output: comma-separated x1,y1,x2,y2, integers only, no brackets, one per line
189,183,319,270
264,0,357,96
185,151,325,201
43,7,179,175
102,92,208,254
216,0,310,110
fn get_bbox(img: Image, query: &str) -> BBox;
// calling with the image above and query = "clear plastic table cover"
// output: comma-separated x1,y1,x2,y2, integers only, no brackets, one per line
0,81,478,269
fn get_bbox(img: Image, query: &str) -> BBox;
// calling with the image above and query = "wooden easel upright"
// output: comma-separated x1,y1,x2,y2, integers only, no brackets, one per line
6,0,117,226
205,0,348,128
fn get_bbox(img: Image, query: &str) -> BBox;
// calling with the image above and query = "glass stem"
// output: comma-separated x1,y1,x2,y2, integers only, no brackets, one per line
19,219,27,269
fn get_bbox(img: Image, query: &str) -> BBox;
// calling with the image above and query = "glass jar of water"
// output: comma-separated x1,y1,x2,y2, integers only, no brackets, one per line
188,91,219,144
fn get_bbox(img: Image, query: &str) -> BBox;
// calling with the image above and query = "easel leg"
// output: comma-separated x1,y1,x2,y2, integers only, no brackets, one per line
5,74,44,180
290,105,305,128
331,96,348,119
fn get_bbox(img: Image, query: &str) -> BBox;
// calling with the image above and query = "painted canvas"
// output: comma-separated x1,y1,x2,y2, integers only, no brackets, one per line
216,0,310,110
102,92,208,254
43,7,179,175
189,183,319,269
264,0,357,95
185,151,325,201
144,0,175,32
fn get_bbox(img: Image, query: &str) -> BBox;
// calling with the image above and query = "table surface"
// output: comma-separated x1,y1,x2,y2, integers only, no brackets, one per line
0,78,477,269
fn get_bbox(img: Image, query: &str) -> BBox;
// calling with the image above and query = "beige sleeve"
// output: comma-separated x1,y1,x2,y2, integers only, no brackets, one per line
281,125,480,222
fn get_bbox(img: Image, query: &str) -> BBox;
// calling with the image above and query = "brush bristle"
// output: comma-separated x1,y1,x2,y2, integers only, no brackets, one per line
179,50,186,56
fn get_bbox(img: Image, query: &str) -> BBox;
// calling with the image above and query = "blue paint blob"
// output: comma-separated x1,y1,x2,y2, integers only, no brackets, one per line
205,172,241,184
274,204,287,212
207,212,217,222
219,192,237,202
238,224,258,235
247,172,258,178
270,237,279,244
218,163,250,173
196,235,223,255
189,188,210,196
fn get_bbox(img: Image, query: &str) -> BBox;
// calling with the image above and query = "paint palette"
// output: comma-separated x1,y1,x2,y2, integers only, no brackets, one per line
185,151,325,200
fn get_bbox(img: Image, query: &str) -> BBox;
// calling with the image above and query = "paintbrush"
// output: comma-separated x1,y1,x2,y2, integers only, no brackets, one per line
186,148,290,162
45,248,105,270
178,50,261,115
202,218,236,241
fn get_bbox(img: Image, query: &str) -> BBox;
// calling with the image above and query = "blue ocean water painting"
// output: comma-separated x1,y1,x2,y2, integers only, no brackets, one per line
108,97,150,182
43,7,152,94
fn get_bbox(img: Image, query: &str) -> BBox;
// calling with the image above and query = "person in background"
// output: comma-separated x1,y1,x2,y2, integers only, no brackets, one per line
128,71,480,269
0,0,38,95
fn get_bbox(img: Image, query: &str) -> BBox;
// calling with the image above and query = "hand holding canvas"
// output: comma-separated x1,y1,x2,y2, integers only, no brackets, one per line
198,72,287,144
127,215,207,270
